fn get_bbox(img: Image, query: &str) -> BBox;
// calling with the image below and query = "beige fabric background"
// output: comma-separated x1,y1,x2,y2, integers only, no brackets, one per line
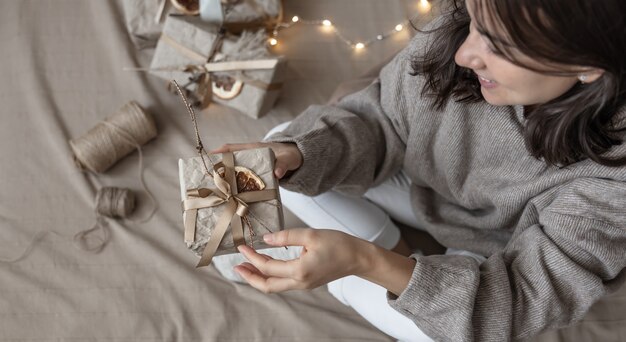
1,0,625,341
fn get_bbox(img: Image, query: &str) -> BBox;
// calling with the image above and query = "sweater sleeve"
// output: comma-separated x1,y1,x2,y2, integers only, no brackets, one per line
262,36,425,196
387,177,626,341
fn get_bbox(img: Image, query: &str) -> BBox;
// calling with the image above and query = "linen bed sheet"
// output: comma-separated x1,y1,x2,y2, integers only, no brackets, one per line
1,1,625,341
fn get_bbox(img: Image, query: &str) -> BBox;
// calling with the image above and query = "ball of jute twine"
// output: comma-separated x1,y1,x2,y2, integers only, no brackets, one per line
1,102,158,263
95,187,136,218
72,187,137,253
69,101,157,173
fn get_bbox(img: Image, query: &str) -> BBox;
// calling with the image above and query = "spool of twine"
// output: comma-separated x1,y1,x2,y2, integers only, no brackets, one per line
95,187,136,218
69,101,157,173
72,187,137,253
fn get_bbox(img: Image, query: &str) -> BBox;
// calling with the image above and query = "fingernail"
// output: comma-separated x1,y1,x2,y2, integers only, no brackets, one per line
274,168,283,178
237,245,245,252
263,234,274,243
234,266,249,275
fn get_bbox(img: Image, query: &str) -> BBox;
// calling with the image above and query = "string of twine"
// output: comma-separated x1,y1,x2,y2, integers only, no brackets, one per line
0,102,158,263
0,187,139,263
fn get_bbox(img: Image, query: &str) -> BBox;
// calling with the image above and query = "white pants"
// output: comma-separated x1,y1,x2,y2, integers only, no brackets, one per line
261,122,486,342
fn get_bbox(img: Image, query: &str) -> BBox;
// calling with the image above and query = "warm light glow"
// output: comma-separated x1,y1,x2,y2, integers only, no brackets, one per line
269,38,278,46
322,19,332,27
395,24,403,31
291,16,299,22
355,42,365,49
417,0,431,13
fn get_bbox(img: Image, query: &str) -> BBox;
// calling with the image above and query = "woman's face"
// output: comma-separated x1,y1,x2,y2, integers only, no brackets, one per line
454,0,581,107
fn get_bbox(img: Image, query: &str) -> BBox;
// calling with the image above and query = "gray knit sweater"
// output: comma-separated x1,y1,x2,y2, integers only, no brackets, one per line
265,28,626,341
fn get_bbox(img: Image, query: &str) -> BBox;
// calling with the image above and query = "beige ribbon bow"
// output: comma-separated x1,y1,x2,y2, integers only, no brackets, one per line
182,151,278,267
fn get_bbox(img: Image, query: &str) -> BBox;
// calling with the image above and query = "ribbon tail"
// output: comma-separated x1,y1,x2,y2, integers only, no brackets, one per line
183,209,197,243
231,209,245,249
196,199,237,267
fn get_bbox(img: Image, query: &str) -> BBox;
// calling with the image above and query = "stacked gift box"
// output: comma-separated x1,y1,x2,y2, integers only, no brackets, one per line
124,0,286,119
150,15,286,118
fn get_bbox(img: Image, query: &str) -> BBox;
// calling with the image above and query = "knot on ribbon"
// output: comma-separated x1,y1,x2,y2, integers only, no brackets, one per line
182,151,278,267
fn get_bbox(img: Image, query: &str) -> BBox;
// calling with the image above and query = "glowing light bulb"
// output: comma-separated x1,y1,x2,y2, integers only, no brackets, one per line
292,16,299,22
269,38,278,46
395,24,403,32
322,19,332,27
355,42,365,49
417,0,431,13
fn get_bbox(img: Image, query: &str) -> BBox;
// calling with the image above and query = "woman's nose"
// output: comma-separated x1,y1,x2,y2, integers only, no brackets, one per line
454,33,485,70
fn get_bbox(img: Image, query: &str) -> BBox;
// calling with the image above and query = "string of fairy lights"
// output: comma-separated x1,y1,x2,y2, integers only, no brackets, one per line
267,0,432,50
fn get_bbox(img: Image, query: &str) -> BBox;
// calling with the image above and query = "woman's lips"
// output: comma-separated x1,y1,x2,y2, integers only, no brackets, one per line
477,74,498,89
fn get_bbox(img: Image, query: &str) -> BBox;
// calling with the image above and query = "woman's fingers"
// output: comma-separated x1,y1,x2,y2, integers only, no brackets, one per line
237,245,295,278
235,265,300,293
238,261,262,274
273,160,288,179
262,228,315,247
209,142,266,154
236,262,266,280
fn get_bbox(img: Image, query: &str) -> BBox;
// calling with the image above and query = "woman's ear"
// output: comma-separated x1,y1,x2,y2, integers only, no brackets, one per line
578,68,605,84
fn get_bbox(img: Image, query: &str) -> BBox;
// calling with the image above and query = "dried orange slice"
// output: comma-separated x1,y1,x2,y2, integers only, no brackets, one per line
217,166,265,192
212,75,243,100
170,0,200,15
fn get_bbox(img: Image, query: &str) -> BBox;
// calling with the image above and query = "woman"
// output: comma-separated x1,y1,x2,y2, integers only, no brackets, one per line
211,0,626,340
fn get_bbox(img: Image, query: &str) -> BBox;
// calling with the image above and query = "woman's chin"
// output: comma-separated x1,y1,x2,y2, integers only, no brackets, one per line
481,89,512,106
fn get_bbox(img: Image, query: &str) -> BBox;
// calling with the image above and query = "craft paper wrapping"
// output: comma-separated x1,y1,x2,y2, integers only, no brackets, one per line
150,15,286,118
202,0,283,26
123,0,282,49
122,0,177,49
178,147,284,258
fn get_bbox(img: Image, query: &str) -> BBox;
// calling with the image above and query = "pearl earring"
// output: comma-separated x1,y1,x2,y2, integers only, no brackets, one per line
578,74,588,83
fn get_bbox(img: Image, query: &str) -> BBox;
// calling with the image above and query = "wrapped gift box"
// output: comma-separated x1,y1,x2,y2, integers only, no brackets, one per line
123,0,282,49
178,147,284,267
150,15,286,118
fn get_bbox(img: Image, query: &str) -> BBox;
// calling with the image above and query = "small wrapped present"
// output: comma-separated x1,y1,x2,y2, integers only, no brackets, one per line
178,147,284,267
123,0,282,49
150,15,286,118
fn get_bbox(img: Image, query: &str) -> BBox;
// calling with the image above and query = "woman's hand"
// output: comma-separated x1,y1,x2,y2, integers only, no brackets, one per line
210,142,303,179
233,228,417,296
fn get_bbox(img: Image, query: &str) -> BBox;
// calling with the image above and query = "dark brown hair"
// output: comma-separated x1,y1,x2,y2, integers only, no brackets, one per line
411,0,626,167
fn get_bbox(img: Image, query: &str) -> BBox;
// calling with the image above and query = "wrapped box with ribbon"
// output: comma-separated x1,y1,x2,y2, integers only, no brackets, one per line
149,15,286,118
123,0,282,49
178,147,284,267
